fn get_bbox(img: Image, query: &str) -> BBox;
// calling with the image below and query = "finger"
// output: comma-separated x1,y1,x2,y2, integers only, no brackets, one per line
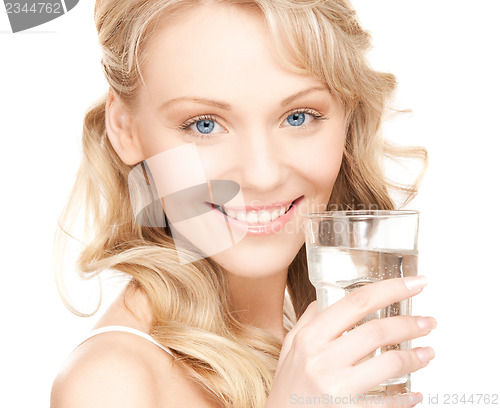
300,276,427,348
330,315,437,366
346,347,435,394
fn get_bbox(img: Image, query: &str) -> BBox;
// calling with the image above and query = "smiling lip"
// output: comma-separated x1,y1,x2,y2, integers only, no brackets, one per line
210,196,303,236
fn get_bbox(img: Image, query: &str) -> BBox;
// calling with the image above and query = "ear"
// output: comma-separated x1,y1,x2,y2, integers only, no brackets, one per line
105,89,145,165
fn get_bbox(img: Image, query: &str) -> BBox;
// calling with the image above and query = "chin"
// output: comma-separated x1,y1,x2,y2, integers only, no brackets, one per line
209,231,305,278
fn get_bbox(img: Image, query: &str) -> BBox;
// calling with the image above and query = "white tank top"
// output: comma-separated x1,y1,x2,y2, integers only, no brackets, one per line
78,325,174,357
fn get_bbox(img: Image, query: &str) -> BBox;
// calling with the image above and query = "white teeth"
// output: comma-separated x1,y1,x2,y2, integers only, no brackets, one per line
246,212,259,223
218,203,294,224
270,209,280,221
258,211,271,223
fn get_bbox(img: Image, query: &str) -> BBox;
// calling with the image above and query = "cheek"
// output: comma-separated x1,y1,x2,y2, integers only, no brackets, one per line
315,143,343,182
134,115,184,160
195,143,235,180
295,134,345,198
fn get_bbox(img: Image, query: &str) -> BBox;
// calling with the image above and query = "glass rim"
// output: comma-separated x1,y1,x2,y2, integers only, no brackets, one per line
304,209,419,219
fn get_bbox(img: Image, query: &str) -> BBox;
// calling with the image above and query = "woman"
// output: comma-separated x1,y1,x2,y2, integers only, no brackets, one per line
51,0,433,407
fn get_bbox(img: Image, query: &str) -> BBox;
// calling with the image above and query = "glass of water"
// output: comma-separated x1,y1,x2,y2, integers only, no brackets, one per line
304,210,419,395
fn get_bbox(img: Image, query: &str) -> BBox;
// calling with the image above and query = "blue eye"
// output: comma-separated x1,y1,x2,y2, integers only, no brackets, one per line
286,112,306,126
196,120,215,134
179,115,226,136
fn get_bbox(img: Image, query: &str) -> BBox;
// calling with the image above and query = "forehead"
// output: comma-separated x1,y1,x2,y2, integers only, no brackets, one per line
139,3,326,105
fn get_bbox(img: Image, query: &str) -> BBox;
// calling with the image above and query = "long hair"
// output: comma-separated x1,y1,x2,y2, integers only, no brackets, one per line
55,1,427,406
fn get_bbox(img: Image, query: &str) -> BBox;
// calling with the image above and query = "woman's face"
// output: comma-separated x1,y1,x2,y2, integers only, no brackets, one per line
131,4,345,277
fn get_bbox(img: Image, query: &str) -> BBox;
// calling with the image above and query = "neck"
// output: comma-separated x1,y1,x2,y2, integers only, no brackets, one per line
226,270,288,342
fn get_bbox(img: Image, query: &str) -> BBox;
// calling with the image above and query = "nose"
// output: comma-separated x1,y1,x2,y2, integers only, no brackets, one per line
237,129,285,193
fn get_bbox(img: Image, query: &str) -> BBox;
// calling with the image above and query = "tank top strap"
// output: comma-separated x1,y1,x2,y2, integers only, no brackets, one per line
78,325,174,357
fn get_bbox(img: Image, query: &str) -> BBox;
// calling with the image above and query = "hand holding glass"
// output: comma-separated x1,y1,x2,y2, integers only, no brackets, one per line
304,210,419,395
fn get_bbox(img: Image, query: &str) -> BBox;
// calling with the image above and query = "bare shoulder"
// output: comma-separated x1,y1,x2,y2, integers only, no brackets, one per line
50,332,165,408
51,287,219,407
51,330,219,408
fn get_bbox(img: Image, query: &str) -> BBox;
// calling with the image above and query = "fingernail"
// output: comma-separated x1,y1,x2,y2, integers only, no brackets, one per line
417,316,437,331
416,347,435,363
404,276,428,291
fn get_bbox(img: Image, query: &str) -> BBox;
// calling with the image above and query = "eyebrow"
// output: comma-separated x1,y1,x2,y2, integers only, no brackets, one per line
159,86,331,111
160,97,231,111
280,86,331,107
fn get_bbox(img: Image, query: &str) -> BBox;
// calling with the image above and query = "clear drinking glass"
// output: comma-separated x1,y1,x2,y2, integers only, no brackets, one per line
304,210,419,395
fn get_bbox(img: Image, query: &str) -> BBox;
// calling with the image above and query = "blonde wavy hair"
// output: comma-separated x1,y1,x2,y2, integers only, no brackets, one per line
55,0,427,407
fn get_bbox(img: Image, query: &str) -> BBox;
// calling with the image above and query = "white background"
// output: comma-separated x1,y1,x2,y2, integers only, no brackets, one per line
1,1,499,406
